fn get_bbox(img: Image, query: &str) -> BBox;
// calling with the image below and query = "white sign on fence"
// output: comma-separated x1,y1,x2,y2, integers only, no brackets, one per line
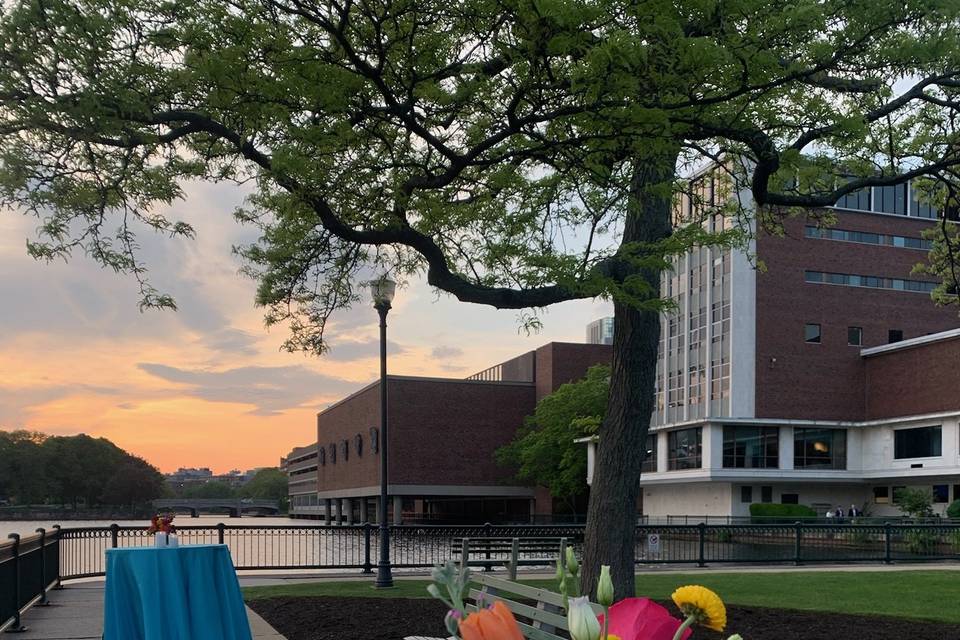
647,533,661,554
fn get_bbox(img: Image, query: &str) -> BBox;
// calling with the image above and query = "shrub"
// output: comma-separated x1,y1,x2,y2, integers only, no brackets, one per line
946,499,960,519
904,530,938,555
749,503,817,521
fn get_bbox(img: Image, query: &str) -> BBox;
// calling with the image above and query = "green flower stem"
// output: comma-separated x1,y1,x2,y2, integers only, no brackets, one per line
601,604,609,640
672,615,696,640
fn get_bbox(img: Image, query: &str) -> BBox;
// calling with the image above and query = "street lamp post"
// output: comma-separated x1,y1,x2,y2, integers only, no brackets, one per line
370,275,396,589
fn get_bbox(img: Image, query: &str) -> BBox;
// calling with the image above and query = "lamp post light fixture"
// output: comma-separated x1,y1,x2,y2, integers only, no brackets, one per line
369,275,396,589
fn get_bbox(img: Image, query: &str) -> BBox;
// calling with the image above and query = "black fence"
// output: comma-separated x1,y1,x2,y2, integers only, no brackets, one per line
0,527,60,632
3,521,960,630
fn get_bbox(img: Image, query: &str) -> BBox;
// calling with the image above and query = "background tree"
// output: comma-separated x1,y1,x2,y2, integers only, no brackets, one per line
3,0,960,596
497,364,608,512
240,468,290,512
99,457,167,507
0,430,50,504
183,481,237,499
0,429,165,507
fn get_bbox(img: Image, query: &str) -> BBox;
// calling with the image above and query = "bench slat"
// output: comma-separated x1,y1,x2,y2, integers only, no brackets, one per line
465,605,564,640
472,574,567,608
468,589,569,629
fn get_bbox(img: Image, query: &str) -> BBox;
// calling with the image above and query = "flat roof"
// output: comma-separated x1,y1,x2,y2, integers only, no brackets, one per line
860,327,960,357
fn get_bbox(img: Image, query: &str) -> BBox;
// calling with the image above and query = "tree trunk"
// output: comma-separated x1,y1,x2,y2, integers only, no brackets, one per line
580,152,676,600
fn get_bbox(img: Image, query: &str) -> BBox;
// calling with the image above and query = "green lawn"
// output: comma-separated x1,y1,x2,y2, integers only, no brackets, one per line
243,570,960,623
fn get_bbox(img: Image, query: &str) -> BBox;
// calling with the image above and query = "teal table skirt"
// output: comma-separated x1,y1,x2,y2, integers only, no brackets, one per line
103,544,253,640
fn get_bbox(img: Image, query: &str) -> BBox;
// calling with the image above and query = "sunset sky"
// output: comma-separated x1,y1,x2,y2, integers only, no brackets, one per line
0,181,612,473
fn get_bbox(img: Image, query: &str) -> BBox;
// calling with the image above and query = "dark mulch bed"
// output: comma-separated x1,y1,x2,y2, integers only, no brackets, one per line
248,596,960,640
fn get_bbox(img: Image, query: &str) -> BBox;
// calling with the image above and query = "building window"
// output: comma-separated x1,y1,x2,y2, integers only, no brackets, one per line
740,486,753,504
804,225,932,250
835,187,871,211
641,433,658,473
781,494,799,505
667,427,702,470
894,426,941,459
848,327,863,346
804,324,821,344
933,485,949,503
761,486,773,503
805,271,938,294
888,329,903,343
873,486,889,504
892,486,907,504
875,184,908,215
955,485,960,502
794,428,847,469
723,426,779,468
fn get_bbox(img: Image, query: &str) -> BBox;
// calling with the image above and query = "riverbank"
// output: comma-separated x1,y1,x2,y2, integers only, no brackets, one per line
0,507,154,521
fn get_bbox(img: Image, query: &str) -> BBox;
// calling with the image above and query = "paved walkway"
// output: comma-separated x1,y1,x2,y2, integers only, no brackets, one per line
15,581,285,640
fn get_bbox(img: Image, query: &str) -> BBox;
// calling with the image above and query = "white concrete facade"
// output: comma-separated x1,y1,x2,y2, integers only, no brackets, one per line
587,413,960,518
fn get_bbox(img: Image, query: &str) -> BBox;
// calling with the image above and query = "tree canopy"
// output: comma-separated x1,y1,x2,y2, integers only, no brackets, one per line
0,430,166,507
4,0,960,597
240,467,290,510
4,0,960,349
497,364,608,507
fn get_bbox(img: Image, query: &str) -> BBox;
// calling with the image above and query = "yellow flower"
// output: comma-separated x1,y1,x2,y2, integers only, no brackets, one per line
607,636,622,640
671,585,726,632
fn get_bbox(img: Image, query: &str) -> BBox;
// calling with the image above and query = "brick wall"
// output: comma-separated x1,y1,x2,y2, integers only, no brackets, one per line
315,378,536,493
864,335,960,419
755,211,958,420
535,342,612,401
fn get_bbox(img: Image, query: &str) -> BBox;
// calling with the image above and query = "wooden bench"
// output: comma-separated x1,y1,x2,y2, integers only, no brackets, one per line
466,573,603,640
450,537,580,576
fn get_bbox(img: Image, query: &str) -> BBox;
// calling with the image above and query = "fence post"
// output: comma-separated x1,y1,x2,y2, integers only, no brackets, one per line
51,525,62,590
884,522,893,565
35,528,48,606
362,523,373,574
508,538,519,581
6,533,26,632
217,523,225,545
697,523,706,567
794,522,802,566
109,523,119,549
483,523,492,572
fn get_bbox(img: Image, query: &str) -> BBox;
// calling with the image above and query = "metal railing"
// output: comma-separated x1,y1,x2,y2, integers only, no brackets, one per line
0,527,60,632
3,520,959,625
52,521,960,580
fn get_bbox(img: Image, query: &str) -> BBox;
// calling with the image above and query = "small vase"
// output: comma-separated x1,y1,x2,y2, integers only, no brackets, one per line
154,532,178,547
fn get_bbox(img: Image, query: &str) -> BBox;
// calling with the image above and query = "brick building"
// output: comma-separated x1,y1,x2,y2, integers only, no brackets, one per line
288,342,610,523
584,173,960,518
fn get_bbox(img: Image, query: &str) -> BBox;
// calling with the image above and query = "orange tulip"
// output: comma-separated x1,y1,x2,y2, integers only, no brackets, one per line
458,601,524,640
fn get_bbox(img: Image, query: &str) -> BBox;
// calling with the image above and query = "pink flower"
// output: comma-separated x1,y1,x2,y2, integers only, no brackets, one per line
597,598,692,640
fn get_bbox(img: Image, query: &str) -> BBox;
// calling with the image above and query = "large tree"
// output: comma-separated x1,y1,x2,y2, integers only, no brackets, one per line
3,0,960,596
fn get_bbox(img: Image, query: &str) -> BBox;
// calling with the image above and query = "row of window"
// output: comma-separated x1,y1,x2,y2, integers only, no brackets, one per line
834,182,940,219
649,426,850,471
722,426,847,470
804,225,932,250
805,270,938,293
873,484,960,504
804,324,905,345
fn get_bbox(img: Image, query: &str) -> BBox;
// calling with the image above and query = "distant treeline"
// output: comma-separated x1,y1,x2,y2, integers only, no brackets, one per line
172,470,290,511
0,430,166,508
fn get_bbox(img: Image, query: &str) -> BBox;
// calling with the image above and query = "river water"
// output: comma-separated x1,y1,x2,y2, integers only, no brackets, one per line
0,515,299,539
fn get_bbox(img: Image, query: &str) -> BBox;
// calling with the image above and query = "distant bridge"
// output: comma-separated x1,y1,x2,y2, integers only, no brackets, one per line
152,498,281,517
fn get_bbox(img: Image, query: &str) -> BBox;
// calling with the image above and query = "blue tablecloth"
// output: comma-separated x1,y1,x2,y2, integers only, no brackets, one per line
103,544,253,640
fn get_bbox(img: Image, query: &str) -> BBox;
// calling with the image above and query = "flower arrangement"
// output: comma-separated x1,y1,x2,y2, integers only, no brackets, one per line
558,550,742,640
427,550,744,640
147,514,176,535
